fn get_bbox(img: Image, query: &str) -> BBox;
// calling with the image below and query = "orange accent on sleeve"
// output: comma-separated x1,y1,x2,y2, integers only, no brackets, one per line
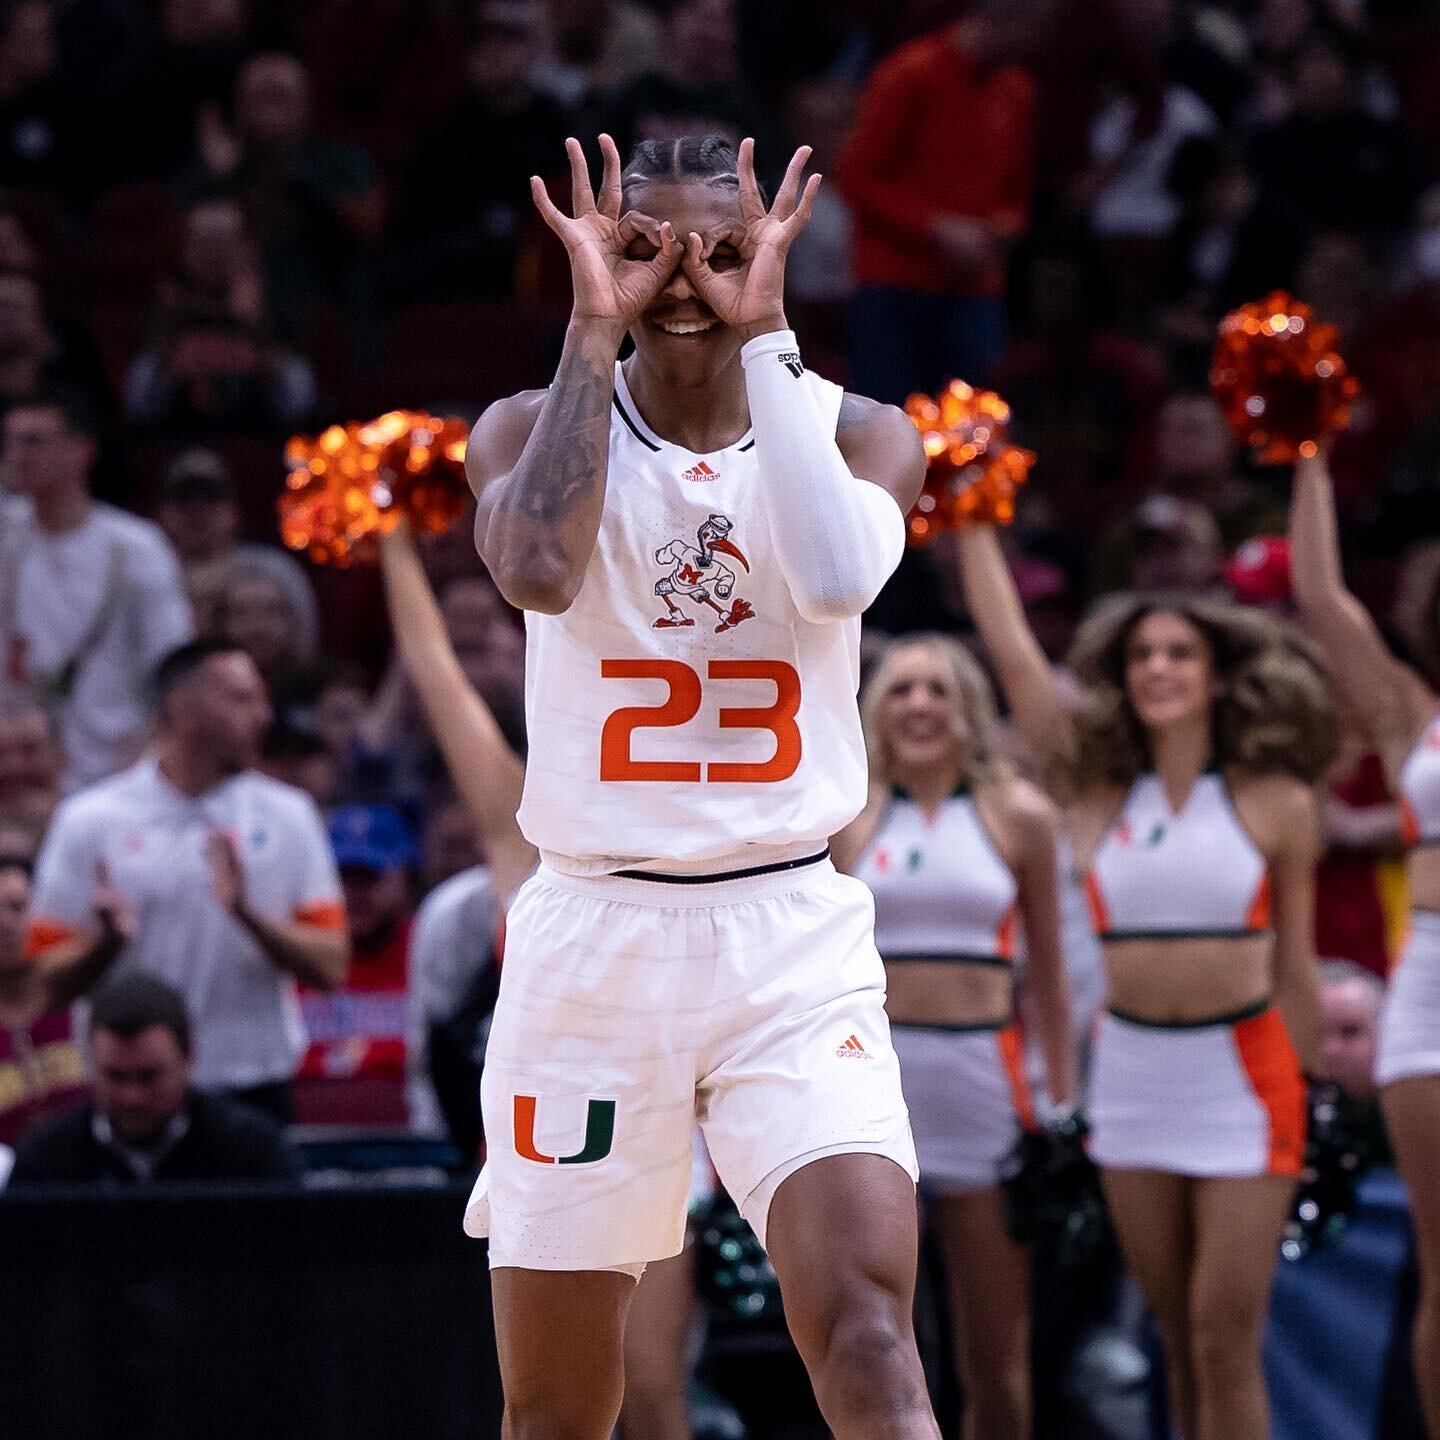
995,906,1017,960
996,1024,1037,1133
24,919,79,960
1245,871,1272,929
294,901,346,931
1232,1008,1305,1176
1083,872,1110,935
1399,799,1421,848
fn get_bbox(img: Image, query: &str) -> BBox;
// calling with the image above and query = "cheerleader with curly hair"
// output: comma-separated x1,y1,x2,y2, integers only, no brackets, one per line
1289,451,1440,1438
956,524,1337,1440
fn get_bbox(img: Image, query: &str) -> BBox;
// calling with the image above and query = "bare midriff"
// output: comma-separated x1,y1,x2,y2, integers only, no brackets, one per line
1103,933,1274,1023
1410,847,1440,913
884,960,1013,1029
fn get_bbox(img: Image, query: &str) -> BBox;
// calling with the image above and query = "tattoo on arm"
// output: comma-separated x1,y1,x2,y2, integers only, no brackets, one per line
505,348,612,525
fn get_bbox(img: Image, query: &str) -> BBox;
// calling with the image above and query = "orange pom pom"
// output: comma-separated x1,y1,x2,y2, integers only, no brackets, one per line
1210,292,1359,463
902,380,1034,546
279,410,471,566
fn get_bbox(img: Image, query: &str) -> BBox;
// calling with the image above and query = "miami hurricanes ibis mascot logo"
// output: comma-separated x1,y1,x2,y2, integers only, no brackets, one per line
513,1094,617,1166
653,513,755,633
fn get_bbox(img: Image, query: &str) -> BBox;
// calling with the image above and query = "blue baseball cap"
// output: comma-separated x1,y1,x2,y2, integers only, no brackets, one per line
328,804,416,872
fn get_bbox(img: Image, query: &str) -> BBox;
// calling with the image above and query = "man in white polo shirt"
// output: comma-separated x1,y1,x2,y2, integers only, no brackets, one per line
0,388,194,791
27,639,349,1120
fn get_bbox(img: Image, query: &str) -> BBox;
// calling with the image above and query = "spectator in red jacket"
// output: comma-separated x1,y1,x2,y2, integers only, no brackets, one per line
838,0,1054,402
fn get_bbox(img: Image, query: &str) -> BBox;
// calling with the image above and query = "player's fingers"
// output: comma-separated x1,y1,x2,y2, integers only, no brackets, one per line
530,175,571,238
597,133,623,219
736,137,765,224
682,229,719,297
782,172,823,235
616,209,660,245
566,136,596,216
645,221,683,282
772,145,813,221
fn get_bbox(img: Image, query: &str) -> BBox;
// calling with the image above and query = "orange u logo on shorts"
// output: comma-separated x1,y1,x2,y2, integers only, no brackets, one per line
513,1094,617,1165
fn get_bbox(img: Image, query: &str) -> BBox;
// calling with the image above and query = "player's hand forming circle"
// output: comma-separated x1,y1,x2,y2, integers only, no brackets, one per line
682,138,821,344
530,134,683,333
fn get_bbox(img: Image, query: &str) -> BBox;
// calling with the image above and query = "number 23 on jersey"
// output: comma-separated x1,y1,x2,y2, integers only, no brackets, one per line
600,659,802,784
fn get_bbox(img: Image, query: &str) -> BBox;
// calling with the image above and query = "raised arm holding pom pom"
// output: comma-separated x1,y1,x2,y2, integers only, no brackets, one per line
1288,447,1440,1439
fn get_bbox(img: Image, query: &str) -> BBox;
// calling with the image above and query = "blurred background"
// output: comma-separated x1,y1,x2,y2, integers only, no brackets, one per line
1,0,1439,1437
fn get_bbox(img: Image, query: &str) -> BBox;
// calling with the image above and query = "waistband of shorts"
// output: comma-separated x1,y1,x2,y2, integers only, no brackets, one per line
890,1016,1012,1035
1105,997,1272,1031
883,952,1013,969
533,849,837,907
538,837,824,880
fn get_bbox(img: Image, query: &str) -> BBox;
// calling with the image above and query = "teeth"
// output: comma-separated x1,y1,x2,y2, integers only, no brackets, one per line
659,320,716,335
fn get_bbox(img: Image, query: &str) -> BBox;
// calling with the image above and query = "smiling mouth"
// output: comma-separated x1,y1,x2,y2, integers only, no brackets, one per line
653,317,720,337
898,721,945,740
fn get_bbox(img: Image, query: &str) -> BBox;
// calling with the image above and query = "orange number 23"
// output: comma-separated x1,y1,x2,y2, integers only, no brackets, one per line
600,659,801,783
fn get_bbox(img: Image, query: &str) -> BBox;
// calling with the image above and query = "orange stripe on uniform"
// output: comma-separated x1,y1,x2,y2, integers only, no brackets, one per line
1245,871,1272,930
1399,799,1421,848
1083,872,1110,935
294,901,346,930
1232,1008,1305,1175
996,1024,1037,1133
24,919,78,960
995,905,1017,960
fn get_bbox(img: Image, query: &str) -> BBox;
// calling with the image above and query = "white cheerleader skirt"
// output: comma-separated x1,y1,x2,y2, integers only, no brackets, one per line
1088,1003,1305,1178
1376,910,1440,1087
891,1021,1034,1194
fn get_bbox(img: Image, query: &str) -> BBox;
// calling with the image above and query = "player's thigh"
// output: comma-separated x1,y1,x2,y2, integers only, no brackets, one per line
931,1186,1029,1374
492,1267,635,1428
1188,1175,1295,1343
765,1151,921,1363
474,875,700,1271
699,869,915,1246
1383,1075,1440,1267
1099,1168,1195,1325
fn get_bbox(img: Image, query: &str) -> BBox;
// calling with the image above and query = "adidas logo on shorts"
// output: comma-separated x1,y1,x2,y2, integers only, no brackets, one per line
836,1033,874,1060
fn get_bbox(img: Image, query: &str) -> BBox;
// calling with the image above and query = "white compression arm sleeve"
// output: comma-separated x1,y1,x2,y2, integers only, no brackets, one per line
741,329,905,623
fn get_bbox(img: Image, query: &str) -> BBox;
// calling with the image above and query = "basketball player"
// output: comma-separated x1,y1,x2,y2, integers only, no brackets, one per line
462,133,934,1438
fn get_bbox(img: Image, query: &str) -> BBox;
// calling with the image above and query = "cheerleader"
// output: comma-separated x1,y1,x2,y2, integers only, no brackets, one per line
1289,451,1440,1438
834,633,1076,1440
377,523,701,1440
956,524,1336,1440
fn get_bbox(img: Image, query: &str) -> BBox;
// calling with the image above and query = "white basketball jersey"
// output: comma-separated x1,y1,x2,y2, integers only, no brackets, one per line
517,361,871,875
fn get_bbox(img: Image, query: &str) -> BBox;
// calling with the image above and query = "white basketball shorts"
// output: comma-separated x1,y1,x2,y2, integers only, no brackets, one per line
465,855,917,1272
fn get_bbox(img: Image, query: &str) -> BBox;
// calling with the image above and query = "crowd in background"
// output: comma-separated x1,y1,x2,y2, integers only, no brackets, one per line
0,0,1438,1312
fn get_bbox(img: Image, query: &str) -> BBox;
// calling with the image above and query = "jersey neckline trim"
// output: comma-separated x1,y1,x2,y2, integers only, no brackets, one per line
613,362,754,456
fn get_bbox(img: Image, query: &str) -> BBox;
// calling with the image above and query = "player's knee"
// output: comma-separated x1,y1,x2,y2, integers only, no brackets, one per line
802,1281,921,1406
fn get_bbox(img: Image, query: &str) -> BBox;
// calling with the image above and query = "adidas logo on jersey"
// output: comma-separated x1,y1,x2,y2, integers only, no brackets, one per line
681,460,720,483
836,1033,874,1060
778,352,804,379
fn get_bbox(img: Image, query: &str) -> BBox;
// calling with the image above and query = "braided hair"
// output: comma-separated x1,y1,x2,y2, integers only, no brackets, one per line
620,135,763,210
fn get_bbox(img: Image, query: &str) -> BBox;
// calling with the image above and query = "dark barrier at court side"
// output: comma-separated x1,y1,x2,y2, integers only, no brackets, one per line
0,1181,504,1440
